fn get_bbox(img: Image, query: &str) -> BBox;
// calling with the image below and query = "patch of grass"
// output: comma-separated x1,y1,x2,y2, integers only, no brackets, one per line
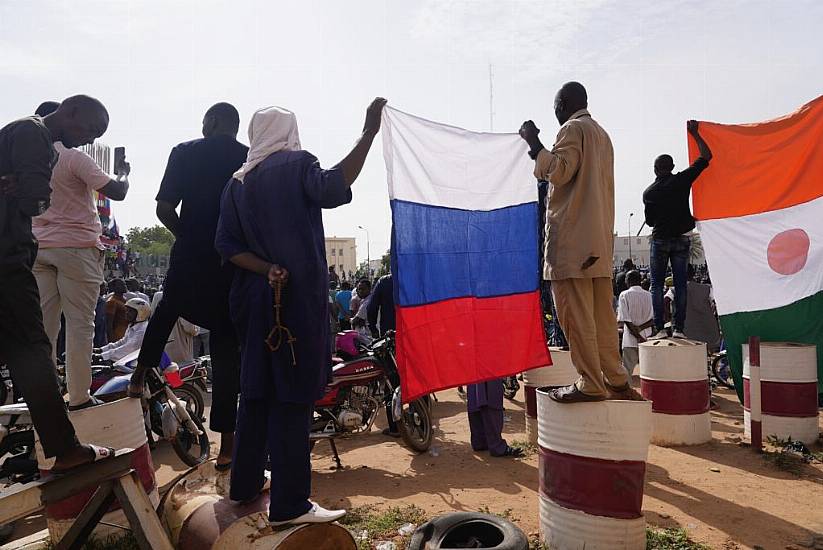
476,505,519,523
646,527,710,550
45,533,138,550
762,435,822,474
339,504,427,549
509,439,537,458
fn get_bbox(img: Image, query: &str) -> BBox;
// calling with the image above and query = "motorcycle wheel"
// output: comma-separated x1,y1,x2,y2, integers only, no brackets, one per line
174,383,205,422
712,354,735,389
398,398,433,453
503,378,519,400
171,413,210,467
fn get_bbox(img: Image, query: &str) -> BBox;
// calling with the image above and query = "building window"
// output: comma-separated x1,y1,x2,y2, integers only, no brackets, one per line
636,238,641,244
624,238,628,245
331,249,336,256
339,249,344,256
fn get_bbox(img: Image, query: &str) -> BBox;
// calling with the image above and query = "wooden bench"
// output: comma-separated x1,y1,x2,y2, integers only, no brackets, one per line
0,449,172,550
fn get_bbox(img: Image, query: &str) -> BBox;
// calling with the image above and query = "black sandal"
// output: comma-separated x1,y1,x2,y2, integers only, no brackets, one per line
494,446,524,458
68,396,104,411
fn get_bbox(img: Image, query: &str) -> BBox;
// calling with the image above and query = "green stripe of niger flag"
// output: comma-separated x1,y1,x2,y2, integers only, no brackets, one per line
722,290,823,402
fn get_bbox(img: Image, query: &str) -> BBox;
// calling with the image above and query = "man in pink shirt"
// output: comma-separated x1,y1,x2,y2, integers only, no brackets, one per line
31,101,130,409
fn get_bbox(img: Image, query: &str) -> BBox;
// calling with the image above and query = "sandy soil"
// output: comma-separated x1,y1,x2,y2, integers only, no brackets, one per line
307,386,823,550
5,386,822,549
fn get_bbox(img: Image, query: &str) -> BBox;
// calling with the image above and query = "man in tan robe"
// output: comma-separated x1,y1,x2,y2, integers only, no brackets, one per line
520,82,641,403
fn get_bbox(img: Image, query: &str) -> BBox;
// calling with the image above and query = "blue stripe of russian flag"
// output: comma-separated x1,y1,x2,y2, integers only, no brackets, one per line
390,199,540,307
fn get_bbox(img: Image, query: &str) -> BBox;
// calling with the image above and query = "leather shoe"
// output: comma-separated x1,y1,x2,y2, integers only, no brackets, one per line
548,385,605,404
606,382,645,401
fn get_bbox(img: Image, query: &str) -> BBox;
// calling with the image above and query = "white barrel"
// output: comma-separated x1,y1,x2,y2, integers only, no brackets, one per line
742,342,819,445
536,388,652,549
522,348,578,444
34,398,159,541
639,339,711,446
162,460,356,550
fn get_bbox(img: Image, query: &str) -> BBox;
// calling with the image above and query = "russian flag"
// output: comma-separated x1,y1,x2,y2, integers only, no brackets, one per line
382,106,551,402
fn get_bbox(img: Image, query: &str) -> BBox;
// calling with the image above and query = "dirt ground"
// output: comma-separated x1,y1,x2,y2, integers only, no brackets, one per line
305,386,823,549
6,385,823,549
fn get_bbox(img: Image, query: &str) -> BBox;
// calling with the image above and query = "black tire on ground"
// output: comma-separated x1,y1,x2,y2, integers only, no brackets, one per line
171,413,210,467
397,398,433,453
408,512,528,550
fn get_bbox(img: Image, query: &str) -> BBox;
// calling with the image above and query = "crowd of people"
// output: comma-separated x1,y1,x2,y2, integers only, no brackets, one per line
0,80,720,527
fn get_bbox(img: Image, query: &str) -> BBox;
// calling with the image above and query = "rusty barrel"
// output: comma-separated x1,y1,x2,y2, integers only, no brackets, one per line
34,397,158,541
537,387,652,549
521,348,576,444
743,342,819,445
161,460,356,549
639,339,711,446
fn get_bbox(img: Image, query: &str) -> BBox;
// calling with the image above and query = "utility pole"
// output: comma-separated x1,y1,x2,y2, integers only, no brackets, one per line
628,212,634,262
358,225,370,278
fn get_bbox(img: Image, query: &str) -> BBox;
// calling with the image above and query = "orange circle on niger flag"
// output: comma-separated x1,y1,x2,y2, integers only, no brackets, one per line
767,229,810,275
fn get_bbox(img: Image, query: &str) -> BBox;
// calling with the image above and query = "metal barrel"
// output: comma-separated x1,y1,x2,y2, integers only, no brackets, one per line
521,348,577,444
639,339,712,446
743,342,819,445
161,460,356,550
34,397,159,541
536,387,652,549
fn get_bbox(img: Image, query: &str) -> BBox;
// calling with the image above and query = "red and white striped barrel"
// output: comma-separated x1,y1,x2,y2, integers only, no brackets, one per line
537,388,652,549
35,398,159,541
743,342,819,445
522,348,575,444
639,339,711,446
162,460,356,549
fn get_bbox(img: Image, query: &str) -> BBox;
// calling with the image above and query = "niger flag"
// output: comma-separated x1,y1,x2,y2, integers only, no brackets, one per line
690,95,823,400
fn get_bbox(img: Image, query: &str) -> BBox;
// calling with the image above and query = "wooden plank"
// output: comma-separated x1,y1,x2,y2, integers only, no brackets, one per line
54,481,117,550
0,449,135,524
112,472,173,550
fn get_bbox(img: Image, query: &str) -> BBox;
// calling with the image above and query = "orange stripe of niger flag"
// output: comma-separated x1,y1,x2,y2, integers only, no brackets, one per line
689,95,823,222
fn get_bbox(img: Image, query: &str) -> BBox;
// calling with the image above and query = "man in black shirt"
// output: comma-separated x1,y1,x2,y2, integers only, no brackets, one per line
128,103,248,471
614,258,635,298
1,95,116,472
642,120,712,340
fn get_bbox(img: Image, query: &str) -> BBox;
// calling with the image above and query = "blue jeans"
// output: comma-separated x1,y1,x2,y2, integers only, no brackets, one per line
650,236,690,332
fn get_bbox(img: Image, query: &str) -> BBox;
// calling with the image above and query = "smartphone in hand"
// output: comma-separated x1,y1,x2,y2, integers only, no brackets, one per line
113,146,127,176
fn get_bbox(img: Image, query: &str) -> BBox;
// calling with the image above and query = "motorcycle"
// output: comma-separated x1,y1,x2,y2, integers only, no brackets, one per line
503,376,520,400
89,350,208,422
0,351,210,484
312,330,433,468
710,348,734,389
93,352,210,467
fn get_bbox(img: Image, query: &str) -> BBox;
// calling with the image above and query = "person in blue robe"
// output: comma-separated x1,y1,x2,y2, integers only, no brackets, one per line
214,98,387,526
467,380,523,458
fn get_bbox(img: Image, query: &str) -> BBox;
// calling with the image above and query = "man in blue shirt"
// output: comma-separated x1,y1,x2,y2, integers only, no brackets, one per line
335,281,353,330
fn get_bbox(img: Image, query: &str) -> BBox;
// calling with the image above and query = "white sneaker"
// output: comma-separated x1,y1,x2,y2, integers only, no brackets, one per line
672,330,687,339
270,502,346,527
648,330,668,340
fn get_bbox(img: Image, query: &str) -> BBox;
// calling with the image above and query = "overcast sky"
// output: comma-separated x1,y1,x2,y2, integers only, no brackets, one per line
2,0,822,263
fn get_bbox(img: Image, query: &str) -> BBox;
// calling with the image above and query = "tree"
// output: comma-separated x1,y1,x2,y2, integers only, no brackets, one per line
126,225,175,257
689,232,705,264
379,251,391,277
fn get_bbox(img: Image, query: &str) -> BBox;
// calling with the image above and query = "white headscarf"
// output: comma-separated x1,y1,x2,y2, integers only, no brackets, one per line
233,106,301,183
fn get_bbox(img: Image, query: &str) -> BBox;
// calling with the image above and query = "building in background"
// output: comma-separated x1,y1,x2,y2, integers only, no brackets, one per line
613,233,705,268
325,236,357,280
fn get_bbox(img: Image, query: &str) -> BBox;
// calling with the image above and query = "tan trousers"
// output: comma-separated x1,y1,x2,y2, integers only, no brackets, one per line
552,277,628,397
33,247,104,406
